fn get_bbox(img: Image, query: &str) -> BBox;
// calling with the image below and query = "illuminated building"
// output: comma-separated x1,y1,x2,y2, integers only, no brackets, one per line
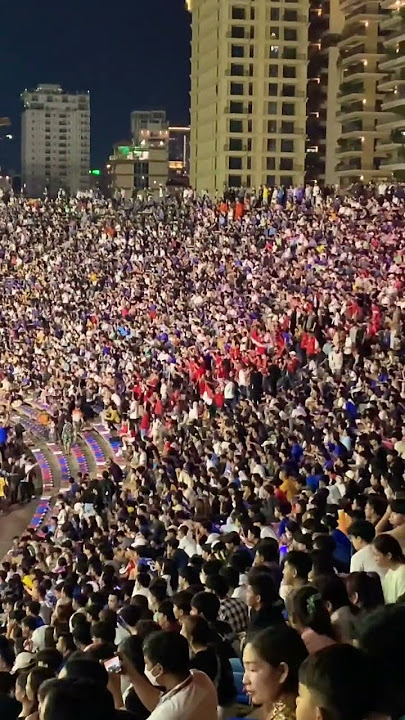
376,0,405,181
168,126,190,185
335,0,391,186
21,84,90,196
188,0,309,194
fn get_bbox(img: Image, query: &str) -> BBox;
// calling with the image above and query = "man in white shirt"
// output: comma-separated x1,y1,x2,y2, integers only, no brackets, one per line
348,519,386,579
118,630,218,720
178,525,198,557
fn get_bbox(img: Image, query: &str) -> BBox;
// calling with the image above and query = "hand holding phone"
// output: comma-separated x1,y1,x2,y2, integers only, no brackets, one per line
104,656,122,674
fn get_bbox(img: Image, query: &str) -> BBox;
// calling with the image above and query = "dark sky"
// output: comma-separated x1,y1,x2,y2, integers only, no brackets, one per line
0,0,191,173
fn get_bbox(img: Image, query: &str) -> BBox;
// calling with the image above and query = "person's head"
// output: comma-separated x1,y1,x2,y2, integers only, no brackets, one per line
107,590,120,612
72,622,92,651
118,604,141,632
297,644,382,720
178,566,200,591
59,655,108,686
134,620,160,643
90,621,116,646
181,615,210,653
348,520,375,552
253,539,279,566
118,635,145,675
26,667,55,710
372,533,405,570
358,604,405,720
283,552,312,587
149,578,168,611
243,625,308,708
38,677,114,720
142,631,190,689
36,649,64,675
172,590,192,624
365,495,387,524
156,600,176,629
346,572,384,611
288,586,335,640
15,670,30,705
22,616,38,639
190,591,220,622
204,573,230,599
313,575,350,614
0,637,15,672
246,570,278,611
56,633,76,658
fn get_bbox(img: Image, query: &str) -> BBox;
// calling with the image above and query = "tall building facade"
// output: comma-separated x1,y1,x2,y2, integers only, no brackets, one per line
189,0,309,194
21,84,90,196
169,126,190,185
377,0,405,180
335,0,392,186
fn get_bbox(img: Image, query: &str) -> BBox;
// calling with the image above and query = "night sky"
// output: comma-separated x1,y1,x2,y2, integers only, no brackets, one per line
0,0,191,173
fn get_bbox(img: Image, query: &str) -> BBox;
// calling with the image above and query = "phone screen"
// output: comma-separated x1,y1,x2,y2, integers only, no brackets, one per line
104,656,122,674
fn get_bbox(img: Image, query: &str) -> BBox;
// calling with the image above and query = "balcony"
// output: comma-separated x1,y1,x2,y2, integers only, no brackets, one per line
382,88,405,110
379,44,405,71
338,25,367,50
336,138,364,157
384,24,405,48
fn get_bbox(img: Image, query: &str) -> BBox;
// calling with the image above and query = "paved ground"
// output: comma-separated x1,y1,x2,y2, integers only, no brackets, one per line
0,500,38,558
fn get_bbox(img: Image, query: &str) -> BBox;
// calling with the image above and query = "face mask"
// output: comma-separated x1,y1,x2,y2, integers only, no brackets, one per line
144,665,162,687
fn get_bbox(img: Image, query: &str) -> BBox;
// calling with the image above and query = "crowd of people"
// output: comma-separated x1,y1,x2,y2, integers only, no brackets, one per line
0,185,404,720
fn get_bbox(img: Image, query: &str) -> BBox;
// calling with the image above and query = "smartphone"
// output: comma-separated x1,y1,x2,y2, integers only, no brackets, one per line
104,656,122,674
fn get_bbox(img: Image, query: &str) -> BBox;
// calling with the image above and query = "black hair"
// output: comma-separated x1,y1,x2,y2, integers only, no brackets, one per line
299,644,383,720
149,577,168,604
134,620,160,643
218,565,239,590
358,604,405,720
172,590,192,614
314,574,351,612
90,621,115,645
72,622,92,649
289,586,336,640
254,539,279,564
179,566,200,586
310,550,335,579
204,574,229,598
39,677,114,720
118,635,145,675
143,631,189,676
373,534,405,564
119,604,141,628
27,667,55,707
190,591,220,622
36,649,63,673
348,520,375,544
182,615,210,648
247,569,279,606
284,551,312,581
248,625,308,695
62,655,108,687
158,599,176,622
346,572,384,612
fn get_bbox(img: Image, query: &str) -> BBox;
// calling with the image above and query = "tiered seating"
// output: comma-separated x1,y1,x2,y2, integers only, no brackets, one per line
46,443,71,489
70,443,88,476
29,499,51,529
92,423,125,467
81,430,107,469
30,448,54,495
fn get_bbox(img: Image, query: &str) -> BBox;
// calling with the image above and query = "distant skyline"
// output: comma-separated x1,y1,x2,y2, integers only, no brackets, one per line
0,0,191,173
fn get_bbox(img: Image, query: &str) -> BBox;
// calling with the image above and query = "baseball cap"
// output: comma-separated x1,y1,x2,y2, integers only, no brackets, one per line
11,651,35,674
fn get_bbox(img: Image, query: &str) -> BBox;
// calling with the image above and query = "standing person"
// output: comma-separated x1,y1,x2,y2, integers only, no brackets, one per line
61,417,73,455
373,534,405,603
243,625,308,720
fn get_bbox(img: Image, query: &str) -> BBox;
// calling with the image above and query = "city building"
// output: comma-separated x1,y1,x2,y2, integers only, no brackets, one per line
335,0,392,186
168,126,190,185
377,0,405,181
306,0,330,184
21,84,90,196
188,0,309,195
323,0,345,186
109,111,169,199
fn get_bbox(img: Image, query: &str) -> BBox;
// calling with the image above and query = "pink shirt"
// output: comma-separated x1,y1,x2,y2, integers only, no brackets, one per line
301,628,336,654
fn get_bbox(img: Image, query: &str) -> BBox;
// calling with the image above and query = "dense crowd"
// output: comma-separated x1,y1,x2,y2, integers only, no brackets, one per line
0,185,405,720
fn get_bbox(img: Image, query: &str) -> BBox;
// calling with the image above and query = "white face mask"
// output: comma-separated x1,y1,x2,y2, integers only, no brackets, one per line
144,665,162,687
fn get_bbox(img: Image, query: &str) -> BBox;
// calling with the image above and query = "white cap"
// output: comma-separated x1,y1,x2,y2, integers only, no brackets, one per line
11,651,35,674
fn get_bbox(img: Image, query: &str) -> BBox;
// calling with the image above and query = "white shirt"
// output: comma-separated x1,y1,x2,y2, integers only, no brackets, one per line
179,535,198,557
382,565,405,604
350,544,386,579
148,670,217,720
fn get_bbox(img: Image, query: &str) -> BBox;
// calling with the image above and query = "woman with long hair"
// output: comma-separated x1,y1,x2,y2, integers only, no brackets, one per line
346,572,385,615
243,624,308,720
373,534,405,603
313,574,358,642
25,667,55,720
288,585,336,654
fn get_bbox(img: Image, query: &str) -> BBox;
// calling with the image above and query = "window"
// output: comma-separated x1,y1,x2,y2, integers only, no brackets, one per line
284,10,298,20
246,174,251,187
249,26,255,39
270,46,280,58
267,157,276,170
249,82,253,95
270,8,280,20
229,119,243,132
269,65,279,77
247,138,252,151
229,156,242,170
229,137,243,151
284,28,297,41
247,101,253,113
231,82,244,95
231,44,244,57
249,63,254,76
270,27,279,39
249,45,254,58
228,174,242,187
282,102,295,116
247,119,253,132
250,7,255,20
283,66,296,78
281,176,293,186
268,102,278,114
268,83,278,96
230,101,244,113
283,47,297,59
231,64,244,76
231,25,245,38
267,139,276,152
281,121,295,133
282,85,296,97
266,175,276,186
232,6,245,19
280,158,293,170
268,120,277,132
247,157,251,170
281,139,294,152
